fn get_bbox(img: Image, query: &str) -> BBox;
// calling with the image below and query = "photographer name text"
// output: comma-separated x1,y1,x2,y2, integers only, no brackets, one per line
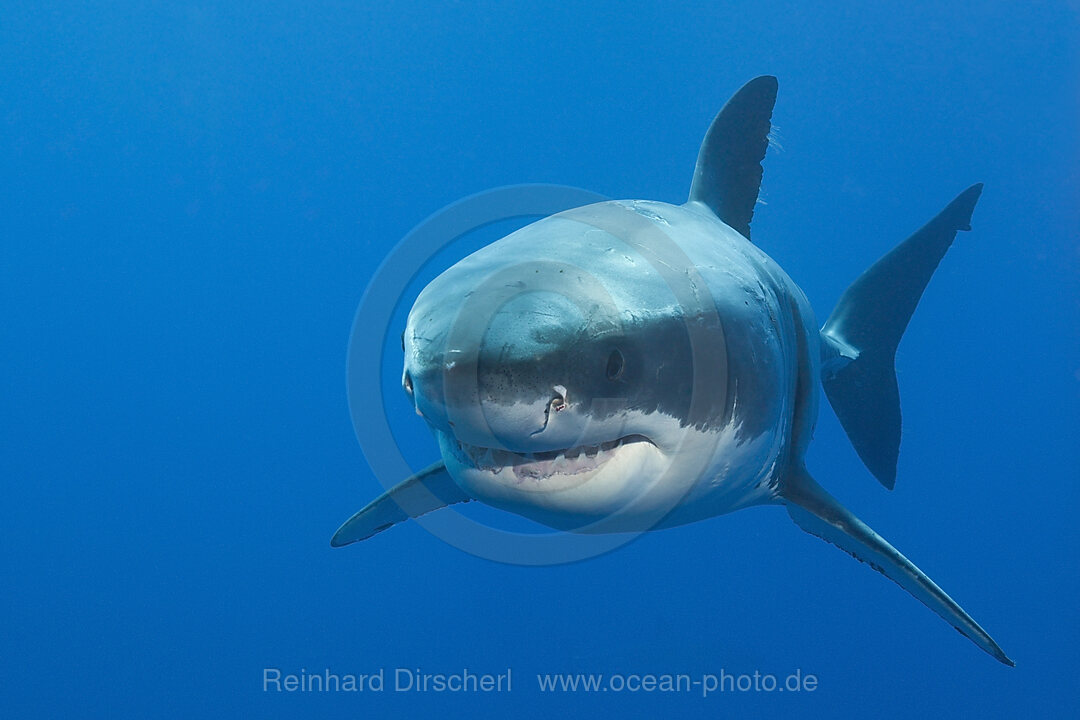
263,667,511,693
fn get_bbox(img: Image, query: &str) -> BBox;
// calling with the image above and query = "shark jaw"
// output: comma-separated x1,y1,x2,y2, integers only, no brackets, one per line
436,428,671,504
449,433,652,481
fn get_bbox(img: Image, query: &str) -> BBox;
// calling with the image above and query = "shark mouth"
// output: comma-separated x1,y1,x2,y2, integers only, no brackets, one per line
449,434,652,482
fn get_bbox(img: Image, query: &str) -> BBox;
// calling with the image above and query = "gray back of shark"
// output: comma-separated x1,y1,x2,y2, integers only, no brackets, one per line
331,76,1012,667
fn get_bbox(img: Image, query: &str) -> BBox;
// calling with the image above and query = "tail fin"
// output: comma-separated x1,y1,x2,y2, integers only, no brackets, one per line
821,184,983,489
783,466,1013,666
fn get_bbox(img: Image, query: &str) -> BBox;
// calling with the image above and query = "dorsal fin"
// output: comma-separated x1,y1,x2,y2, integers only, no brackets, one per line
687,75,777,240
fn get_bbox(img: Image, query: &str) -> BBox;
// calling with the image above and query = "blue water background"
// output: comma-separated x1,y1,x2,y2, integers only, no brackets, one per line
2,2,1077,718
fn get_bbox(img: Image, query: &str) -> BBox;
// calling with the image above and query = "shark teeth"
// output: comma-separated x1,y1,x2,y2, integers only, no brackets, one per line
452,435,650,481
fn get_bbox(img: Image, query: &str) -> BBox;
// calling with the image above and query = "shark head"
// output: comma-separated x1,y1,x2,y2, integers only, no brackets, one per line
401,202,737,531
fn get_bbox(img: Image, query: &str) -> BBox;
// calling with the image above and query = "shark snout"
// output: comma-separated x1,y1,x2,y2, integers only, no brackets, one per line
404,286,598,444
405,346,612,454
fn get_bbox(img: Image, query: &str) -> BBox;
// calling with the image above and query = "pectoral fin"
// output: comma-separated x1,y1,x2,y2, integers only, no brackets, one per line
330,461,472,547
782,466,1013,666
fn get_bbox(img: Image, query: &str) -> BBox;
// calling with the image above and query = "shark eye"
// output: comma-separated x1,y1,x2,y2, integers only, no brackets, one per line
606,348,625,380
403,372,414,397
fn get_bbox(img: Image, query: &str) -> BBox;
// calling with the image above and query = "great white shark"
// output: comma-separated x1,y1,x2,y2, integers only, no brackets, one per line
332,76,1012,665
